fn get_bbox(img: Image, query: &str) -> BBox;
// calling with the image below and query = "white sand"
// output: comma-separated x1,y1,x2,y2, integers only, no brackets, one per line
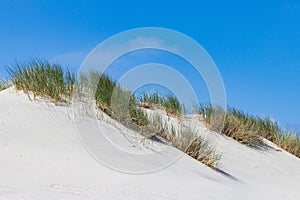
0,88,300,200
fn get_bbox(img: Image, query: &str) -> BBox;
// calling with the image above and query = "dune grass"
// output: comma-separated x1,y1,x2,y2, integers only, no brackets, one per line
7,60,75,104
198,105,300,157
89,72,220,167
0,78,11,91
138,92,182,116
138,114,221,168
6,59,298,167
93,73,149,129
277,130,300,157
200,105,263,147
171,126,221,167
6,60,298,163
95,74,116,113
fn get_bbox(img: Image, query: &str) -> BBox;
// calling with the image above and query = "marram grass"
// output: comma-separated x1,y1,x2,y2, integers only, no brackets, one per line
0,78,11,91
85,72,220,168
137,92,183,116
7,60,298,167
93,72,149,129
7,60,75,104
198,105,300,158
171,126,221,167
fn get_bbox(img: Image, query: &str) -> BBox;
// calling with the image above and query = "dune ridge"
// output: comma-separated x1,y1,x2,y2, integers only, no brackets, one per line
0,87,300,200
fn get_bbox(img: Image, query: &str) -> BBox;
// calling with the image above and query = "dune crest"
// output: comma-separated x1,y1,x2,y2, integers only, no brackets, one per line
0,88,300,200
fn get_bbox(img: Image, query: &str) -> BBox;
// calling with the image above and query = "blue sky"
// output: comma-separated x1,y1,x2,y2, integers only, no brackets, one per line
0,0,299,132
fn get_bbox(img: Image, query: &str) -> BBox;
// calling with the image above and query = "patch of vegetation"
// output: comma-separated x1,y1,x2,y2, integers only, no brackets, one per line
129,105,149,127
91,73,220,167
138,115,221,168
6,59,298,166
95,74,116,111
0,78,11,91
138,114,165,139
171,126,221,167
6,64,221,168
7,59,75,104
277,130,300,157
93,73,149,129
198,105,300,157
138,92,182,116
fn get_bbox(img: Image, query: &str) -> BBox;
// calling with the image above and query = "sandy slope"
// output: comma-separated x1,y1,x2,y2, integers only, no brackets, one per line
0,88,299,200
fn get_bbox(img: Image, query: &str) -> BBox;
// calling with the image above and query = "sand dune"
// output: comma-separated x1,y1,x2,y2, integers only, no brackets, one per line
1,87,300,200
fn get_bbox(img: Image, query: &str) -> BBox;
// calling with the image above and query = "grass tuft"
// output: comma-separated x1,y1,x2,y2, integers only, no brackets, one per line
138,92,182,116
93,72,149,129
0,78,11,91
171,126,221,167
198,105,300,157
7,59,75,104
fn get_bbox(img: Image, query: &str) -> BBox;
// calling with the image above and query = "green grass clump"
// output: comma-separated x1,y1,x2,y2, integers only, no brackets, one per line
171,126,221,167
198,105,300,157
162,95,182,116
255,117,280,142
7,60,75,103
222,109,263,147
93,73,149,128
198,105,265,147
197,105,226,132
278,130,300,157
138,93,182,116
0,78,11,91
129,106,149,126
95,74,116,113
137,114,221,168
138,115,165,138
